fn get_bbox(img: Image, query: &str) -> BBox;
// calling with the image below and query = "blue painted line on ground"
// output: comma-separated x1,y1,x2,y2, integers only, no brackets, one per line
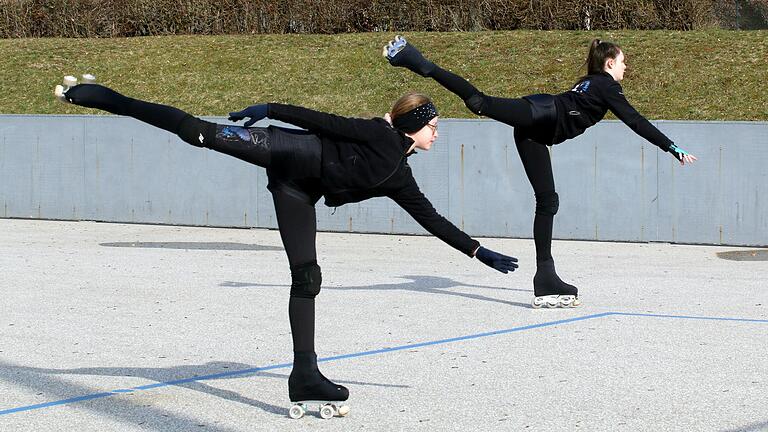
0,312,609,416
318,312,614,364
0,393,114,416
1,310,766,416
609,312,768,323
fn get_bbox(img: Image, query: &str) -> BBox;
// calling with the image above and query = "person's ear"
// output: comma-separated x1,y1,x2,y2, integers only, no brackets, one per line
605,58,615,70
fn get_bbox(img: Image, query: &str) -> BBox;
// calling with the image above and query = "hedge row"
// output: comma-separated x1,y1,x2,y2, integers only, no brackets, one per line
1,0,760,38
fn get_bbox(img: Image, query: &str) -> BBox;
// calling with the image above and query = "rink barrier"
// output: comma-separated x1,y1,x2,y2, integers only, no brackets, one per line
1,115,766,246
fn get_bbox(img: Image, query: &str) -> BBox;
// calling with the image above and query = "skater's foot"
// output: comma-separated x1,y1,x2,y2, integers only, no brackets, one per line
54,74,96,104
382,35,436,77
289,351,349,403
288,351,349,419
532,258,581,308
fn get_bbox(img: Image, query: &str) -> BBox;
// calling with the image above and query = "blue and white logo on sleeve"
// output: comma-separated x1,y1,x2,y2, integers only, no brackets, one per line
571,80,591,94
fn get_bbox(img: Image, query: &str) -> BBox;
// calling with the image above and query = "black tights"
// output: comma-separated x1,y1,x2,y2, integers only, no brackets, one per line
429,66,557,263
64,83,319,353
272,190,320,353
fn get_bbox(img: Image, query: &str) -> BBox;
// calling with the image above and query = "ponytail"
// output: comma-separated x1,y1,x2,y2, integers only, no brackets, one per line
584,38,622,76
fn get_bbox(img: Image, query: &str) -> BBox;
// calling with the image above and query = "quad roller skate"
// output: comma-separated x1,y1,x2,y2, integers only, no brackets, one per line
54,73,96,103
288,352,349,419
289,401,350,420
532,258,582,309
382,35,436,77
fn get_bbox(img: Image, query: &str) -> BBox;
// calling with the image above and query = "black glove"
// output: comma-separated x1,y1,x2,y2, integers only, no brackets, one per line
228,104,269,127
475,246,519,274
384,35,436,77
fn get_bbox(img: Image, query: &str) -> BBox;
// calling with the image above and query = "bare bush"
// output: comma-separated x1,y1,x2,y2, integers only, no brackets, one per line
0,0,726,38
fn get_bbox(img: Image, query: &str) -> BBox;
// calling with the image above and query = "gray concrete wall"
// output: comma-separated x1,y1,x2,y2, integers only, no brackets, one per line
1,115,766,246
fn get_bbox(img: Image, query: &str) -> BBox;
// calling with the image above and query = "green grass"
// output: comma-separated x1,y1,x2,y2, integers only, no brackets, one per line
1,30,767,120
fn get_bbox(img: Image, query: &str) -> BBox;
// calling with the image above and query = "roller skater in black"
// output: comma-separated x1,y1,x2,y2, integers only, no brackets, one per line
384,36,698,308
54,75,519,417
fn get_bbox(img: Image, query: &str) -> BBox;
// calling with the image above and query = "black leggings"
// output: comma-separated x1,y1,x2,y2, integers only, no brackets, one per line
429,66,557,263
65,83,322,352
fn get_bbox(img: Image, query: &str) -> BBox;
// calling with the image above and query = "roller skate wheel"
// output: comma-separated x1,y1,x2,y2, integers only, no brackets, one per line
54,85,67,102
571,297,582,307
319,404,334,419
63,75,78,87
81,73,96,84
545,298,559,308
532,297,544,309
337,404,350,417
386,35,408,58
289,404,305,419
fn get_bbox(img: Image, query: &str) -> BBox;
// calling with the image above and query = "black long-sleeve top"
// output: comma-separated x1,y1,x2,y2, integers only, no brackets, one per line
267,103,480,257
429,65,674,151
552,72,674,149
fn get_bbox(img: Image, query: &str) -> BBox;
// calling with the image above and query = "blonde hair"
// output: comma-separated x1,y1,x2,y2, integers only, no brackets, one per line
390,92,432,122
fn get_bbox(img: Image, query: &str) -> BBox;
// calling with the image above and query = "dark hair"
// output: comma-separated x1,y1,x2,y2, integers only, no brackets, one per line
585,38,622,75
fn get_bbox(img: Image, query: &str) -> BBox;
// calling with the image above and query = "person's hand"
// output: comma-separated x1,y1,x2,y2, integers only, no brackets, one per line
475,246,519,274
669,143,698,166
228,104,269,127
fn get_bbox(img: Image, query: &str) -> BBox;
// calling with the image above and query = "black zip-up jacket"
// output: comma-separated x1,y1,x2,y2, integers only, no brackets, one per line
552,72,674,150
267,103,480,257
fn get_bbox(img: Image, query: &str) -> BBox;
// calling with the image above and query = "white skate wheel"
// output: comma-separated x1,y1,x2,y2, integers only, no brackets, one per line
320,404,334,419
81,73,96,84
532,297,543,309
571,297,582,307
337,404,350,417
63,75,78,87
289,404,305,419
545,298,558,308
54,85,67,102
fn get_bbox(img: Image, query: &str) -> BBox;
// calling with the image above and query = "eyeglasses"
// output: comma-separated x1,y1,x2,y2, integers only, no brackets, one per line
425,123,438,134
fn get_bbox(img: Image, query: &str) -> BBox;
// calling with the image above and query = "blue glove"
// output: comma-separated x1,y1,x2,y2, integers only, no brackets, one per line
475,246,519,274
228,104,269,127
668,143,689,162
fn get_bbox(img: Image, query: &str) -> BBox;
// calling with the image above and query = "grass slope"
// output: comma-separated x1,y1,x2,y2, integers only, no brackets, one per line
1,31,766,120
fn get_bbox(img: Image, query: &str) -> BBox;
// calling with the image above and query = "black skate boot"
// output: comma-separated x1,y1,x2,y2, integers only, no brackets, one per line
532,258,581,308
383,35,436,77
288,351,349,419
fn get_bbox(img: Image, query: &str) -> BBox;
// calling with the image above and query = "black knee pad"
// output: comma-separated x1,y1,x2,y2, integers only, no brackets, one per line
535,191,559,216
290,261,322,299
178,115,216,148
464,93,487,115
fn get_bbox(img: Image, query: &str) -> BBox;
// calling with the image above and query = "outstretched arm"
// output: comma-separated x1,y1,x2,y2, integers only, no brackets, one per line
383,36,534,128
229,102,383,142
390,177,518,273
603,81,697,165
